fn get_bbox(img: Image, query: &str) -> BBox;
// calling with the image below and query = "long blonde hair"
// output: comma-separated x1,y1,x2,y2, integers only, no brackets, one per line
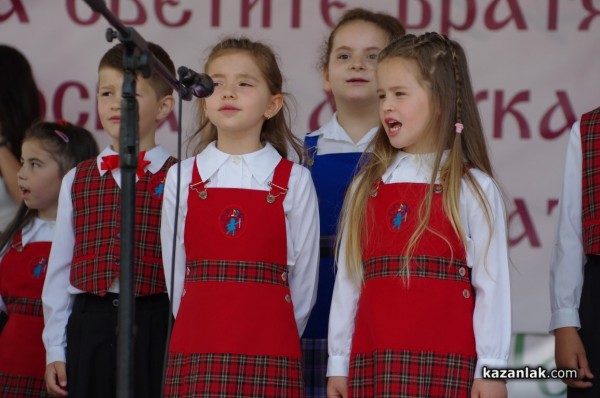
339,32,495,282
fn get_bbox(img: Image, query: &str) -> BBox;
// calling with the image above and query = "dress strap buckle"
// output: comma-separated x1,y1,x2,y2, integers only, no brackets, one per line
266,181,288,203
190,179,210,199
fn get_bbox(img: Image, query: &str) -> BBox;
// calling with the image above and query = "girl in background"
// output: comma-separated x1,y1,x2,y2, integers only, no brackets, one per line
161,37,319,397
302,8,404,396
327,33,511,397
0,121,98,397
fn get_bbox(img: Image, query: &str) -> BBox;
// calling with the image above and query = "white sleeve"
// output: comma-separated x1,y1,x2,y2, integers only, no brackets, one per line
42,169,76,364
326,220,361,377
549,121,584,331
160,163,188,318
286,165,320,336
463,172,511,378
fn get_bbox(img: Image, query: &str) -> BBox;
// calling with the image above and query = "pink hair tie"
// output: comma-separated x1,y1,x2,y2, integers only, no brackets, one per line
455,123,464,134
54,129,70,143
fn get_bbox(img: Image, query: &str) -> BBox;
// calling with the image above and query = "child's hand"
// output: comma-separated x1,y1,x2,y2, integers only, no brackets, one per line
45,361,68,397
327,376,348,398
471,378,507,398
555,326,594,388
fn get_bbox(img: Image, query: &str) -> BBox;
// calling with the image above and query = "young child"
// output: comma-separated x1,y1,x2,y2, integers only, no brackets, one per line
302,9,404,396
161,37,319,397
0,121,98,397
550,107,600,397
42,42,177,398
327,33,511,397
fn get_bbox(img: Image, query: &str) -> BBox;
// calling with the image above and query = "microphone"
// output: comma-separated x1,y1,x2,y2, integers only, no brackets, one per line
177,66,214,99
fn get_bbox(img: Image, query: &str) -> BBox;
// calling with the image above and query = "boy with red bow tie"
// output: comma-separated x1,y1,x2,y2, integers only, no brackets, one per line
42,42,177,398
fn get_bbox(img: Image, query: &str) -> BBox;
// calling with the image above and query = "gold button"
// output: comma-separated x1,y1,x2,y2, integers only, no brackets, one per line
458,267,466,277
186,267,190,276
285,294,291,303
281,272,287,282
462,289,470,299
182,288,187,297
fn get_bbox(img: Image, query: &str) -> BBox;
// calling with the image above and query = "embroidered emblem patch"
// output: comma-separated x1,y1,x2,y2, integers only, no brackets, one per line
31,257,48,279
388,202,409,231
149,172,166,199
220,207,246,238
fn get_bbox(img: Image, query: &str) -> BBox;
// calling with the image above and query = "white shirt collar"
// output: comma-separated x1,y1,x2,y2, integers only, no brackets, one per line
381,150,448,183
21,217,55,246
197,141,282,184
96,145,171,176
308,112,378,147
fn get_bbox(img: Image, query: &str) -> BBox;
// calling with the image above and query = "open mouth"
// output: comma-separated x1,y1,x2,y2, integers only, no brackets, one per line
20,187,30,198
385,118,402,133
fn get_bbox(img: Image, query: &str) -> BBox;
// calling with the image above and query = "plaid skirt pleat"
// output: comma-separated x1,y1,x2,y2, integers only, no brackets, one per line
164,352,304,397
348,349,475,398
301,338,328,397
0,373,49,398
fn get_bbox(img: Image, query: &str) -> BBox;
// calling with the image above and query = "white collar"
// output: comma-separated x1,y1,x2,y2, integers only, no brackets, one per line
96,145,171,176
21,217,55,246
197,141,283,184
381,150,447,183
308,112,378,146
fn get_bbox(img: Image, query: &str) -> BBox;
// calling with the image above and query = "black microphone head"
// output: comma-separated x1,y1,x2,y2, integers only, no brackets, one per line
177,66,192,83
191,74,214,98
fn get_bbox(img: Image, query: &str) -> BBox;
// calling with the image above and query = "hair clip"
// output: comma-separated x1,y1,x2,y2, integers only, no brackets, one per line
455,123,464,134
56,119,68,126
54,129,70,143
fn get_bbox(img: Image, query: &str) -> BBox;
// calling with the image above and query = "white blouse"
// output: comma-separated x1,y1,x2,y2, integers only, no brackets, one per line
306,112,377,155
161,142,320,336
327,150,512,379
549,120,585,332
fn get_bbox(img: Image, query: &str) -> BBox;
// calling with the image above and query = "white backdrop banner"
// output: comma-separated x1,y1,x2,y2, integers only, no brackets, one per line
2,2,599,396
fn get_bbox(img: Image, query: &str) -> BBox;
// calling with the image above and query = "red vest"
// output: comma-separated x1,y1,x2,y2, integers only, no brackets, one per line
69,156,176,296
581,107,600,254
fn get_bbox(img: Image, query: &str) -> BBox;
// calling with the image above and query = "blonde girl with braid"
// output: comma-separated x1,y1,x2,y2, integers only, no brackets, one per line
327,32,511,398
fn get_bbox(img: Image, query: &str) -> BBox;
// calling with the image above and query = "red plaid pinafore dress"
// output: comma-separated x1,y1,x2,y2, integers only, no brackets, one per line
164,158,304,397
0,231,51,397
348,181,476,397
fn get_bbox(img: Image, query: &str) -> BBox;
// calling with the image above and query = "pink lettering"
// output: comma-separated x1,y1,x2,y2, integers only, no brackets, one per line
0,0,28,22
509,199,541,248
540,91,577,140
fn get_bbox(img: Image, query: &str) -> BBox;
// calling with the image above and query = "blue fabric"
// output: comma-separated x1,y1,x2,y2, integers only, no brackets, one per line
302,135,363,339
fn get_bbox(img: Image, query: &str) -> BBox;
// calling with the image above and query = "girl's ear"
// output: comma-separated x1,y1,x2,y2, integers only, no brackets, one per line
264,93,284,119
156,95,175,121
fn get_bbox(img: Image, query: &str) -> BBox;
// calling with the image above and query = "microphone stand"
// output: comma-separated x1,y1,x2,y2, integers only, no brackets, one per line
82,1,202,397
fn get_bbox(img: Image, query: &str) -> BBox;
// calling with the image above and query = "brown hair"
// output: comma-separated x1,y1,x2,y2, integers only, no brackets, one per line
320,8,406,70
0,45,41,160
0,121,99,254
190,37,304,162
339,32,496,282
98,42,175,98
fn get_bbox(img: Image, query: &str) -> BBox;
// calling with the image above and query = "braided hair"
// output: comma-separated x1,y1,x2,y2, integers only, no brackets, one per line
338,32,496,282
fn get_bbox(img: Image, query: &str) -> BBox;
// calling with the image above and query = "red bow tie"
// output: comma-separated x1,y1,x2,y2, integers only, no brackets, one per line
100,151,151,178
